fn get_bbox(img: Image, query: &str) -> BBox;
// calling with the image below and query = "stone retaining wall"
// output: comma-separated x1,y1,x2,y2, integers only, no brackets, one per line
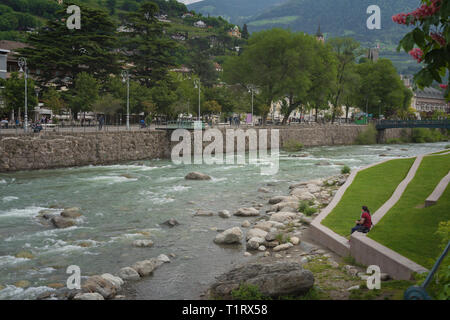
0,126,409,172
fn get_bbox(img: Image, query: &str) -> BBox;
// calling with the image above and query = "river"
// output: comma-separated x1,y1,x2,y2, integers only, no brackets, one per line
0,142,447,300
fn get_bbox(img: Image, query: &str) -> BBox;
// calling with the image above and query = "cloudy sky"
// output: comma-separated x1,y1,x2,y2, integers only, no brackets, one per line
178,0,204,4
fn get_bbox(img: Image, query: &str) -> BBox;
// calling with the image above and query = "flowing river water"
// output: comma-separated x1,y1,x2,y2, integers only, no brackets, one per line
0,142,447,300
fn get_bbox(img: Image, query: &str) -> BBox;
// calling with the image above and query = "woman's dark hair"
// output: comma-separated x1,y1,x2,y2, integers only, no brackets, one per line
362,206,370,214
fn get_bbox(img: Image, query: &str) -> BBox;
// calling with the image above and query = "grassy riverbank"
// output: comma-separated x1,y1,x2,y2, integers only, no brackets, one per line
322,158,415,236
369,153,450,268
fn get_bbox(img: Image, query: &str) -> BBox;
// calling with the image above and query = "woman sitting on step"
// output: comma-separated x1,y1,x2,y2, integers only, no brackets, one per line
351,206,372,234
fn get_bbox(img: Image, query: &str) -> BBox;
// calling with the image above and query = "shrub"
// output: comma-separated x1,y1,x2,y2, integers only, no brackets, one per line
283,140,304,152
386,138,403,144
231,283,266,300
355,124,377,145
299,200,318,216
341,165,351,174
304,207,318,216
411,128,447,143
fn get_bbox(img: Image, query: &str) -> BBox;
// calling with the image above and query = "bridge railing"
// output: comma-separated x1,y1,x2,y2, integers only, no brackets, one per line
376,120,450,130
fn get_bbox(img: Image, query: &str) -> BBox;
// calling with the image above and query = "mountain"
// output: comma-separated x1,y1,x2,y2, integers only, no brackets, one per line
245,0,420,44
188,0,289,25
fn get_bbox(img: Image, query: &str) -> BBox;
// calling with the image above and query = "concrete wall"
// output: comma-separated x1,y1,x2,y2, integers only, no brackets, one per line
0,125,409,172
377,128,412,144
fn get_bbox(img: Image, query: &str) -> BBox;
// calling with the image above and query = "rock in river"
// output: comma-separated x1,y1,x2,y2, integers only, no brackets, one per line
234,207,260,217
185,172,211,180
133,240,154,248
74,292,104,300
214,227,243,245
118,267,140,281
161,218,179,227
61,207,82,218
218,210,231,219
50,216,76,229
132,258,163,277
208,261,314,299
82,275,117,299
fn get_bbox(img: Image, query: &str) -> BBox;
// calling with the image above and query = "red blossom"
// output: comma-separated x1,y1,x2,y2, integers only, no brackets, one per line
440,84,448,89
409,48,424,63
392,0,441,25
431,32,446,46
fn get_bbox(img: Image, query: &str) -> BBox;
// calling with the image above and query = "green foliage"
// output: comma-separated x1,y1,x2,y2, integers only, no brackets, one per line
411,128,447,143
231,283,266,300
298,200,317,216
69,72,100,116
18,3,120,89
42,88,65,115
355,124,377,145
283,140,304,152
1,72,38,117
396,0,449,101
122,1,177,88
341,165,351,174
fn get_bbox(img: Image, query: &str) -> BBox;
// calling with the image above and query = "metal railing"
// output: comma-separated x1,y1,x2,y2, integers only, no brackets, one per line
376,120,450,130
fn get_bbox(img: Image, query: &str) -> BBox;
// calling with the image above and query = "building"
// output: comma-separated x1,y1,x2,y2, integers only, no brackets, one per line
316,25,324,43
182,13,194,19
367,47,379,62
412,87,449,114
228,26,241,39
0,40,30,78
0,48,9,79
194,21,206,28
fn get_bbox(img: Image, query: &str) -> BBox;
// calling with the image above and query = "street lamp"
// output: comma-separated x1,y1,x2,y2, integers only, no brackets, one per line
248,85,255,125
194,79,201,121
121,70,130,130
18,57,28,132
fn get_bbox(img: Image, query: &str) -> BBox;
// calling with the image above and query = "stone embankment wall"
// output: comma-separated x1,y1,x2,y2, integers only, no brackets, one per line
0,125,408,172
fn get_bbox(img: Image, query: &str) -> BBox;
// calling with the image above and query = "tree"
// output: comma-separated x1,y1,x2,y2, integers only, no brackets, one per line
203,100,222,115
2,72,37,119
242,24,249,39
92,93,122,116
18,3,120,88
328,37,360,123
123,1,177,88
42,87,65,116
223,29,293,123
307,41,338,122
394,0,449,100
355,59,411,118
280,32,316,124
69,72,100,119
106,0,117,15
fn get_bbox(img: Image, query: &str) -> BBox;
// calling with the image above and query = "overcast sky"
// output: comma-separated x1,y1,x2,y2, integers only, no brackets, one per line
178,0,204,5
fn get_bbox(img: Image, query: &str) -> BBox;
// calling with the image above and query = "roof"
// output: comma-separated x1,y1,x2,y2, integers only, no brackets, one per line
0,40,28,52
316,24,323,37
415,87,446,100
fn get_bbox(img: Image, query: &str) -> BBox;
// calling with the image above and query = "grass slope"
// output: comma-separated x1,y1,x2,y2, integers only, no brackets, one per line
322,158,415,236
369,154,450,268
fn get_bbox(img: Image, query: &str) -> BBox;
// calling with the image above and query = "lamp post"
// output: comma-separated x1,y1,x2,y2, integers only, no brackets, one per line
121,70,130,130
194,79,201,121
18,57,28,132
248,85,255,125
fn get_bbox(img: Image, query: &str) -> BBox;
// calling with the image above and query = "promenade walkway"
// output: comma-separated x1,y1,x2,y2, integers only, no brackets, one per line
311,150,450,280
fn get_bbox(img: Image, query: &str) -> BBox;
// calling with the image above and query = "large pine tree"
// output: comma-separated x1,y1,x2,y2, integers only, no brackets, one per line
122,1,177,88
17,3,120,88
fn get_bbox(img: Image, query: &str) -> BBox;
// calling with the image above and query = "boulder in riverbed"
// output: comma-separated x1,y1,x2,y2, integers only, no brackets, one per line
74,292,104,300
133,240,154,248
246,228,268,240
247,237,265,250
208,261,314,299
118,267,140,281
51,216,76,229
61,208,82,218
234,207,260,217
185,172,211,180
214,227,243,245
82,275,117,299
101,274,124,290
132,258,163,277
161,218,179,227
218,210,231,219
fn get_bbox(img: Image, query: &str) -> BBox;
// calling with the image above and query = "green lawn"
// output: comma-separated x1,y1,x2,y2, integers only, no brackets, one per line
369,154,450,268
322,158,415,236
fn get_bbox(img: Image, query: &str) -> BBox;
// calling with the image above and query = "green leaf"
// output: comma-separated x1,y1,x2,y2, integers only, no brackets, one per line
413,28,426,48
400,32,415,52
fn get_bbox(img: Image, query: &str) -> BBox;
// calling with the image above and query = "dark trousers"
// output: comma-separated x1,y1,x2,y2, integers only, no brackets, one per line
351,225,369,234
